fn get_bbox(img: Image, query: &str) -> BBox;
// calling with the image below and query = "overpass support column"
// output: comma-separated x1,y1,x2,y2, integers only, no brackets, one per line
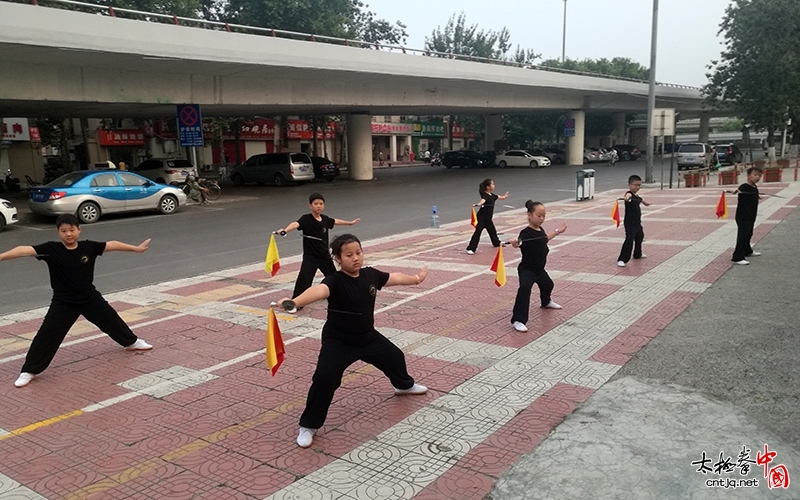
613,113,626,144
566,110,585,166
699,113,710,143
346,114,373,180
484,115,503,151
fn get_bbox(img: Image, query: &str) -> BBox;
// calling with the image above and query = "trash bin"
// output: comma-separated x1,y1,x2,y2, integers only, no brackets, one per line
576,169,595,201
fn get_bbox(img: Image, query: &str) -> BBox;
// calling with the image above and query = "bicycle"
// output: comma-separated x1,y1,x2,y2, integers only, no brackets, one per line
182,178,221,201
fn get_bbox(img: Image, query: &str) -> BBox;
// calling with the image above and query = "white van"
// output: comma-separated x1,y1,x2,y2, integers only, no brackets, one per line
229,153,315,186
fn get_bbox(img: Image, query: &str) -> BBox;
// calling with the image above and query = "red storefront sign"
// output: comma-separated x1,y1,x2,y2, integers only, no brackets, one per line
239,119,276,139
98,130,146,146
286,120,336,140
451,125,476,138
29,127,41,142
371,122,414,135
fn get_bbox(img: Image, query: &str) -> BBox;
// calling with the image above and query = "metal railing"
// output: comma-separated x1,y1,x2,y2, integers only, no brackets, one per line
7,0,700,91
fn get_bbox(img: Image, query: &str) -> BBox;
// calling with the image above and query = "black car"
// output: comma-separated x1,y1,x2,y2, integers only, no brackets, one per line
441,150,485,169
714,144,744,165
612,144,642,161
309,156,340,181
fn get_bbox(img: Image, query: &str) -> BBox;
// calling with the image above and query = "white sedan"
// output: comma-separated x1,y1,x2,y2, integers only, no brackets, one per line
0,198,19,232
496,150,551,168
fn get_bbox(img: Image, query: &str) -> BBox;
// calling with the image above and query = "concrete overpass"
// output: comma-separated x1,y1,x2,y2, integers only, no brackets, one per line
0,0,711,176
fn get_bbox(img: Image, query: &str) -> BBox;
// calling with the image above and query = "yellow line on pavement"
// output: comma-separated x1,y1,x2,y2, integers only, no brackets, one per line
0,409,84,441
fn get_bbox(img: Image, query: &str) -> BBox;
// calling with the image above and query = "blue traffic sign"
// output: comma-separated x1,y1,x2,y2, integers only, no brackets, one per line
177,104,203,147
563,118,575,138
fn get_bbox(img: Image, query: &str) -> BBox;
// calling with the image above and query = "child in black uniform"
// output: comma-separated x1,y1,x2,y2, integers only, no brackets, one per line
277,193,360,299
510,201,567,332
466,178,509,254
0,214,153,388
731,166,763,265
616,175,651,267
279,233,428,448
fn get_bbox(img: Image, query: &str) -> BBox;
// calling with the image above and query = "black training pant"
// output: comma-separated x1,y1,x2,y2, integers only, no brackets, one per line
21,295,138,375
732,217,755,261
293,255,337,298
617,223,644,263
467,217,501,251
511,268,554,325
299,333,415,429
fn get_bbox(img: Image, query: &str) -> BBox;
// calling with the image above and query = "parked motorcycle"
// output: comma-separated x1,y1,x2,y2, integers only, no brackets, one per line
430,152,442,167
2,169,21,192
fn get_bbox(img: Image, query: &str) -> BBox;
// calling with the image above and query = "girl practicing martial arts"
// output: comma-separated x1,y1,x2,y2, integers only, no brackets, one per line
509,201,567,332
279,233,428,448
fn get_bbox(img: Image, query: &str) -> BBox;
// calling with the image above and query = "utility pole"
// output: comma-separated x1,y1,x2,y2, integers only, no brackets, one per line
645,0,659,184
562,0,567,63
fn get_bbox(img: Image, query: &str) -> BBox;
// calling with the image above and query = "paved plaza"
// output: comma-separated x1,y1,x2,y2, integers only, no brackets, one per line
1,177,798,499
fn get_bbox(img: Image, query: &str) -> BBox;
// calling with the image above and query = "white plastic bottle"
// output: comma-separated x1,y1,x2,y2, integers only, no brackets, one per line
430,205,440,228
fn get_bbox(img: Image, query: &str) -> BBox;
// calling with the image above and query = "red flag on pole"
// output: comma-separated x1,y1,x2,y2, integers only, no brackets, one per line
266,307,285,376
611,200,621,228
715,191,728,219
490,246,507,287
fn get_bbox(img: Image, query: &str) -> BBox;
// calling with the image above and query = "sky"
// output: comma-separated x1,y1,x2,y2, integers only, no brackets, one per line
363,0,732,87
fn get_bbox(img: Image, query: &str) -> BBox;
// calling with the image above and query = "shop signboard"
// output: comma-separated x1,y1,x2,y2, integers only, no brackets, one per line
98,129,146,146
2,118,30,141
415,122,445,137
287,120,336,140
371,122,414,135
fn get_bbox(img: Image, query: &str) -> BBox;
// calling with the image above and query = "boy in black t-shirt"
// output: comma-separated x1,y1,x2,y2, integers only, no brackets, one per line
616,175,651,267
731,167,763,265
278,233,428,449
0,214,153,388
276,193,360,299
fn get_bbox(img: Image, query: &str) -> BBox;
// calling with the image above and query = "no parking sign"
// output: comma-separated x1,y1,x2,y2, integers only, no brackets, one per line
563,118,575,138
177,104,204,147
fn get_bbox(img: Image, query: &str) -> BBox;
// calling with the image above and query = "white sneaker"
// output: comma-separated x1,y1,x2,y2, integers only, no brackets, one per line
617,261,626,267
394,383,428,395
732,260,750,265
14,372,35,388
634,254,647,259
466,250,475,255
512,321,528,332
543,301,563,309
125,339,153,351
297,427,316,448
749,251,762,256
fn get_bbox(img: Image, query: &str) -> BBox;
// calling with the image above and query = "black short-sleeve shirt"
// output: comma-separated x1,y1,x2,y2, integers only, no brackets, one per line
297,213,335,257
32,240,106,304
321,267,390,345
478,192,499,219
517,226,549,271
624,191,643,226
736,183,759,222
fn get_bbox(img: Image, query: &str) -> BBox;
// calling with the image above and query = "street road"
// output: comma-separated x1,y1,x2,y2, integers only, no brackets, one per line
0,160,653,315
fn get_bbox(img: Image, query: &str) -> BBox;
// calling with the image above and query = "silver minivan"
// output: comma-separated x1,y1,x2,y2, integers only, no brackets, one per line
230,153,315,186
677,143,712,171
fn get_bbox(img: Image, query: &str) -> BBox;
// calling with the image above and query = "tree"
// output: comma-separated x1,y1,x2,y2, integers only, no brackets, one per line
539,57,649,80
702,0,800,148
425,12,513,60
221,0,406,46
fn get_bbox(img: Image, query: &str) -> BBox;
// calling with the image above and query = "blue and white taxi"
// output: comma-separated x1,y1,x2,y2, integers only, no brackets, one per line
29,170,188,224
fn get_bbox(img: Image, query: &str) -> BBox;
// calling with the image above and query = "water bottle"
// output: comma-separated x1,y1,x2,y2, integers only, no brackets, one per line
430,205,440,229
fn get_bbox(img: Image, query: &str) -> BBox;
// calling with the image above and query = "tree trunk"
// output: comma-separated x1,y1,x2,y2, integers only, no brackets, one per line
60,118,71,171
311,116,319,157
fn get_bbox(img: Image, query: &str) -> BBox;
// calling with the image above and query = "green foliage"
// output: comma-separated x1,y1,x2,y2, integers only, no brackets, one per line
539,57,649,80
425,12,515,60
702,0,800,144
95,0,203,18
721,119,744,132
503,114,565,149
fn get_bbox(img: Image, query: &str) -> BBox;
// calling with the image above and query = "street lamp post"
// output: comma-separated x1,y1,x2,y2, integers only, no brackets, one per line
645,0,659,184
562,0,567,63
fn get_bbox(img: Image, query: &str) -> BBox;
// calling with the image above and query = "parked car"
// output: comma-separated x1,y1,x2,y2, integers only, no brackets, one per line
0,198,19,232
546,148,567,164
527,148,556,162
28,170,187,224
496,150,551,168
584,148,600,164
676,143,712,171
132,158,196,185
229,153,315,186
309,156,341,181
612,144,642,161
441,150,485,169
714,143,744,165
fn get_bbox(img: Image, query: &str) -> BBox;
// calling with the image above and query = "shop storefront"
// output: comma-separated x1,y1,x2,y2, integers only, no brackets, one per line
97,129,146,169
412,121,445,157
371,122,413,162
